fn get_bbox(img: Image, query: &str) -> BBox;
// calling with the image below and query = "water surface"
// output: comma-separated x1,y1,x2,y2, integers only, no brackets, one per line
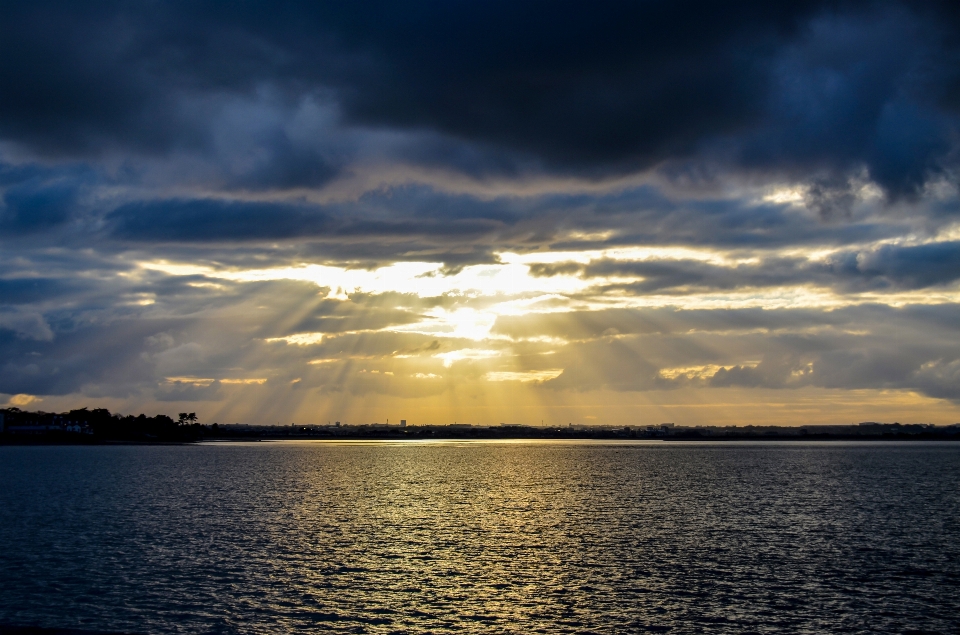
1,441,958,633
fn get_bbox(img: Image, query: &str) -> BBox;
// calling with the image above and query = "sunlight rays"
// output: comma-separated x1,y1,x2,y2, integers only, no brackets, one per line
125,239,960,426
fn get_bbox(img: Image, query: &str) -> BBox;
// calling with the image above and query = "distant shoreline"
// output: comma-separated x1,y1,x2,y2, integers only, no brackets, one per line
3,428,960,445
3,407,957,444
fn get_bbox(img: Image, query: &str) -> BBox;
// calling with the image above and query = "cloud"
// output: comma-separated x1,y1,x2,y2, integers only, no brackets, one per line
1,257,960,413
0,310,54,341
4,393,41,407
155,379,223,402
1,2,960,423
526,240,960,293
912,358,960,400
1,179,80,233
491,303,960,400
107,198,333,241
0,1,956,196
80,179,922,272
831,241,960,290
728,5,960,197
0,278,88,305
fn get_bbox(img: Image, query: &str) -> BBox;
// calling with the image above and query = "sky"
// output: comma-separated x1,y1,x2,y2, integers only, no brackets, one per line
2,0,960,426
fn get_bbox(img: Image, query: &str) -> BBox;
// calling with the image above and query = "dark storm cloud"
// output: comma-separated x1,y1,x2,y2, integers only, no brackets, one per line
0,319,170,396
830,241,960,290
1,1,959,196
104,189,513,250
1,182,79,232
730,3,960,198
0,160,109,238
107,199,334,241
0,278,92,305
232,140,340,192
544,189,910,251
99,183,908,260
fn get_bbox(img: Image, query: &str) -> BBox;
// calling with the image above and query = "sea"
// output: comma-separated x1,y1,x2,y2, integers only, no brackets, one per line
1,440,958,634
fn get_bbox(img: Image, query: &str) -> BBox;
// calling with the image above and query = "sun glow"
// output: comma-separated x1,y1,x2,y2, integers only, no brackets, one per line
762,186,806,204
388,307,500,341
434,349,501,367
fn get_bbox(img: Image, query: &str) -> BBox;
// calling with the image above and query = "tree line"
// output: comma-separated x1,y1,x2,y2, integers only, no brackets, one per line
1,407,211,442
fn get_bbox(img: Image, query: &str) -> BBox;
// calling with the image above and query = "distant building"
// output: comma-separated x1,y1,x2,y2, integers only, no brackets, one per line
399,419,407,427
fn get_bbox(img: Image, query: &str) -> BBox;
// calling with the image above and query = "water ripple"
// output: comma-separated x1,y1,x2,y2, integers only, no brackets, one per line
1,441,958,633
